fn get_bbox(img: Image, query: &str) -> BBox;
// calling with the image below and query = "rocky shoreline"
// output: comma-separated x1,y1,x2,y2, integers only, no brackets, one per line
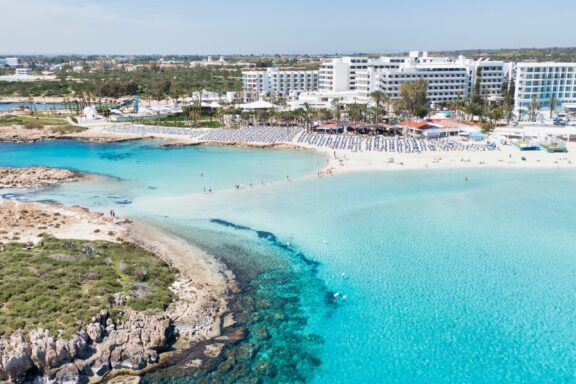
0,199,234,383
0,166,85,189
0,310,173,383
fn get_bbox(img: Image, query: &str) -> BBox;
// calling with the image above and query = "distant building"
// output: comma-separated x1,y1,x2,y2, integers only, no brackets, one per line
4,57,22,67
191,56,255,68
15,68,32,76
514,62,576,112
242,67,319,98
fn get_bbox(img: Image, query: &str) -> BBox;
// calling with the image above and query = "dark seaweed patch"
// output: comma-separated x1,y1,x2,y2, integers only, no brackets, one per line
210,218,321,272
99,152,133,161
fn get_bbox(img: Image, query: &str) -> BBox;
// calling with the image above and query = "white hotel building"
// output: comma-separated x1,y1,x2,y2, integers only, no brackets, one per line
242,67,319,99
320,51,509,104
242,53,576,113
514,62,576,112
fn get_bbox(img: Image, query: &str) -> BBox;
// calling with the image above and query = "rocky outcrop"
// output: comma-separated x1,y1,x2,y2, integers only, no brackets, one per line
0,166,83,188
0,310,173,383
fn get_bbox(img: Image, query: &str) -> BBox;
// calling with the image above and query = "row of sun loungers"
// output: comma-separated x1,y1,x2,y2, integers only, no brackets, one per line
298,133,495,152
102,124,207,138
363,136,496,152
200,126,301,143
103,125,496,152
103,125,301,144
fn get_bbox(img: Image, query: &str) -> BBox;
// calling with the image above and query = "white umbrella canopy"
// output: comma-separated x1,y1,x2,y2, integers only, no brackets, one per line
235,100,279,110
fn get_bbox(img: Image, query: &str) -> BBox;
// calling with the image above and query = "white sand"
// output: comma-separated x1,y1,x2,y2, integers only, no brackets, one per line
0,200,122,244
125,221,233,341
319,143,576,175
74,123,576,174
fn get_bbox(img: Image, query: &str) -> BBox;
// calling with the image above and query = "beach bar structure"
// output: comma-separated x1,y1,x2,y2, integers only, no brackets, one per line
400,119,476,138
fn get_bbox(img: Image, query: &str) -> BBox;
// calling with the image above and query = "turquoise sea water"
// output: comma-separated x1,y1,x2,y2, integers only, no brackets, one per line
1,140,576,383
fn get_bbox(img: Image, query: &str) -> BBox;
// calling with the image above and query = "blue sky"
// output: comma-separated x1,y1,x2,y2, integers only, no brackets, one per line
1,0,575,55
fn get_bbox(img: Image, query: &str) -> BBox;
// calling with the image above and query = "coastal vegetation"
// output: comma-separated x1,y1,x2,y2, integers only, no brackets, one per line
0,114,85,134
395,79,430,118
0,236,174,339
0,66,242,98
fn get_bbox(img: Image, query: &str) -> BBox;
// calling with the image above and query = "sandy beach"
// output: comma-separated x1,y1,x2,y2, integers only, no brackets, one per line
0,200,121,244
74,122,576,173
125,221,233,342
320,142,576,174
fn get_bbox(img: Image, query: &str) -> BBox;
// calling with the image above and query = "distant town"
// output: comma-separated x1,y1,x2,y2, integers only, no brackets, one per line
1,47,575,142
2,48,575,117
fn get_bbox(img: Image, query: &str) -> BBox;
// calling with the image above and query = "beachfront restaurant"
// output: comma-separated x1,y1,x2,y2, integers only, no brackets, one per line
315,123,344,134
400,120,462,138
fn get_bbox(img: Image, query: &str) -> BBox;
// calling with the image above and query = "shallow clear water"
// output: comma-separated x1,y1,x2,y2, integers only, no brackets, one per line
2,140,576,383
0,139,326,211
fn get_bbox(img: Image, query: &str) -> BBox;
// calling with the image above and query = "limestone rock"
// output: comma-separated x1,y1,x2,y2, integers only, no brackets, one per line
0,310,174,382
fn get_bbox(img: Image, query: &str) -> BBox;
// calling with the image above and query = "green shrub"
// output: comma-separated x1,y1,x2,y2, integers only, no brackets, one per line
0,236,175,338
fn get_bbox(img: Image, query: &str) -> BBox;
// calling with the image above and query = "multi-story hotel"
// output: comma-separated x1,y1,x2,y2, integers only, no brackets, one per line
242,53,576,112
514,62,576,112
319,52,509,104
242,67,319,98
319,56,404,93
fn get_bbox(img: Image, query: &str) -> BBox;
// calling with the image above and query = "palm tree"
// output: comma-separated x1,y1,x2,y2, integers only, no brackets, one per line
303,102,313,132
369,90,389,126
549,94,557,119
347,103,366,126
529,96,540,122
331,99,342,123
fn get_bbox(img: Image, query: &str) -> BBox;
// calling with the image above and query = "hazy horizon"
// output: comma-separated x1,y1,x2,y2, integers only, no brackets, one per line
2,0,576,56
2,45,576,57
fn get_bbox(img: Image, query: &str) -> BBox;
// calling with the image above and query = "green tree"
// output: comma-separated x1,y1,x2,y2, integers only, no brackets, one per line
471,67,483,105
302,102,313,131
529,96,540,121
502,79,515,124
397,79,429,118
549,94,557,119
331,99,342,122
347,103,367,125
369,90,389,126
318,108,333,121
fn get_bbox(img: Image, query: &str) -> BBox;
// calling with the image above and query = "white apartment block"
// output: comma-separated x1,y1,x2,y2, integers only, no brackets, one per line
319,56,404,93
242,67,319,98
15,68,32,76
514,62,576,111
318,52,508,104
